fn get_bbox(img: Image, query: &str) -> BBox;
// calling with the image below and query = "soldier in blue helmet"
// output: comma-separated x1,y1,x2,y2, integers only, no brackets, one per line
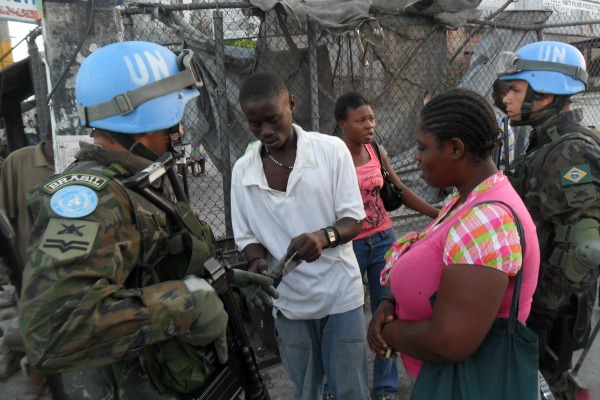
498,41,600,400
18,41,277,399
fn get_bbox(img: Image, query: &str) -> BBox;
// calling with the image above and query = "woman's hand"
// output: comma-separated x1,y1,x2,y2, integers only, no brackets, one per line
367,297,397,360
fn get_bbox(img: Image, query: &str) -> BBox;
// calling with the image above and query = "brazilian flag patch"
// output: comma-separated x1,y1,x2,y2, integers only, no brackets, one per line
560,164,592,186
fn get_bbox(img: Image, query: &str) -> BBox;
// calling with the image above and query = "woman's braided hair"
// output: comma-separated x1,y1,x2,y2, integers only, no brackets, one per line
419,88,499,163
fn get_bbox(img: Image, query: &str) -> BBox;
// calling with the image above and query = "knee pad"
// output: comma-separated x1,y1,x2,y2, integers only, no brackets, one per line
550,219,600,283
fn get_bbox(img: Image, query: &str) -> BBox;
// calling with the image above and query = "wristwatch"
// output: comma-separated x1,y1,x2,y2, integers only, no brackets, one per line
323,226,339,248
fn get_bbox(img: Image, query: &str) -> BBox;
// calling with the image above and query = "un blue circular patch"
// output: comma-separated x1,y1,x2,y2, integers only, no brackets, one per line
50,185,98,218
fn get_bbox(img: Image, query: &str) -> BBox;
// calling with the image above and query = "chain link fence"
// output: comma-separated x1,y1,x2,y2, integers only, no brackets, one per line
123,1,600,240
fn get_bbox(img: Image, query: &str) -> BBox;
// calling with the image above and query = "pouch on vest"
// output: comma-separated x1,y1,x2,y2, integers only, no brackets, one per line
142,338,217,394
141,208,221,394
113,178,222,394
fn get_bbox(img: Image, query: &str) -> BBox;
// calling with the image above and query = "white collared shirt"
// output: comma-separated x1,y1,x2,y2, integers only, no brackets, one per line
231,124,366,319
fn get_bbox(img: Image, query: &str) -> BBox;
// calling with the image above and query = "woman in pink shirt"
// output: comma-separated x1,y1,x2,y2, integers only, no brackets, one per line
334,92,438,400
366,88,540,393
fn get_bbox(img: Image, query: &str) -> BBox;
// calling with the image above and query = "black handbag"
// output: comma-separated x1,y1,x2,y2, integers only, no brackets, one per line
411,201,539,400
371,142,403,211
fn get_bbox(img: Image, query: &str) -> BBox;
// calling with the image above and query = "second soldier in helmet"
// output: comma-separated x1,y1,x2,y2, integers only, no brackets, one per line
499,41,600,400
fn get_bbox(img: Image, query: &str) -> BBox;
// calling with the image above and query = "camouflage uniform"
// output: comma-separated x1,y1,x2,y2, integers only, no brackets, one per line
509,109,600,399
19,142,208,399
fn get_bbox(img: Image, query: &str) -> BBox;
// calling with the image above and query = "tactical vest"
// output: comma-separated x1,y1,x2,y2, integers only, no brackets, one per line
509,119,600,279
101,163,221,395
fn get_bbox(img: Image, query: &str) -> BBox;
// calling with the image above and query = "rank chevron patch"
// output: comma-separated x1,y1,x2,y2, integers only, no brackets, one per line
39,218,99,260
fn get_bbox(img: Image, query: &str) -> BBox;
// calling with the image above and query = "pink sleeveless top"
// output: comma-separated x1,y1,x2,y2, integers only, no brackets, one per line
386,173,540,377
354,144,392,240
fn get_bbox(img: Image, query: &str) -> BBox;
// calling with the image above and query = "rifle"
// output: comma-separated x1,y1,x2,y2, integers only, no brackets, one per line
572,317,600,377
502,116,511,172
494,117,512,172
122,152,271,400
538,370,556,400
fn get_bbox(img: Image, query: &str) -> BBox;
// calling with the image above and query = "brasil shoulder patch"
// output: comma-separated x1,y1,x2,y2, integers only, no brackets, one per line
560,164,593,186
42,173,109,194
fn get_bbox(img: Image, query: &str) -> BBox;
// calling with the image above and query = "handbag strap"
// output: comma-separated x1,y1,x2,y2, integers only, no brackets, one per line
371,141,388,178
474,200,525,332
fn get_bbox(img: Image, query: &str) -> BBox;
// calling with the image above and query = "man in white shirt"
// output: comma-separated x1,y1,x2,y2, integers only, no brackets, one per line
231,72,370,400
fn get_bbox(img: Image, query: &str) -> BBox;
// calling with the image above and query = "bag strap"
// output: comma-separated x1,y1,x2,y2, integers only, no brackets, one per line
371,141,388,178
474,200,525,331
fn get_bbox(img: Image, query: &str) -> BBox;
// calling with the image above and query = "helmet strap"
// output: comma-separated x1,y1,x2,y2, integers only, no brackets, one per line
508,85,536,126
168,129,184,160
108,131,160,161
520,85,537,121
528,96,570,129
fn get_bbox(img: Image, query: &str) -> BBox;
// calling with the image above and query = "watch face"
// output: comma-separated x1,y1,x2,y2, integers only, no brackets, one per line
327,228,336,243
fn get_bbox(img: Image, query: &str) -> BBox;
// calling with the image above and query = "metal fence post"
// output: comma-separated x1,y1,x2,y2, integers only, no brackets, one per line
123,14,135,41
213,10,233,237
307,21,320,132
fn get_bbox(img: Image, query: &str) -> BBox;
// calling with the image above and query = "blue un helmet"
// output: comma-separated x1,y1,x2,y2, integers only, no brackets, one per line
75,41,202,134
496,41,587,124
497,41,587,95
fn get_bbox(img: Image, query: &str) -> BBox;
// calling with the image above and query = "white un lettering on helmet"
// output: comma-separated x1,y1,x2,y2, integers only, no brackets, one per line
539,44,566,64
123,50,170,86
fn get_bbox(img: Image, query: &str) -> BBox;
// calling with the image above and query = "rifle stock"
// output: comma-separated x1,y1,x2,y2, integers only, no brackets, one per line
202,258,270,400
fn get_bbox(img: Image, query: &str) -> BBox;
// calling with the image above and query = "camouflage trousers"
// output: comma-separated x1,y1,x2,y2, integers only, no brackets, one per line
527,264,598,400
60,358,182,400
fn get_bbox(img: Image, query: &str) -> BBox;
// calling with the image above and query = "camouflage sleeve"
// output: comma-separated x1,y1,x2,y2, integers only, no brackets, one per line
19,180,195,372
538,138,600,226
